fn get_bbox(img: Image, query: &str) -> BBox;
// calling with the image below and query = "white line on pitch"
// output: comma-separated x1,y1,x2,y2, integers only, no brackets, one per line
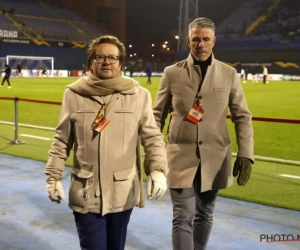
279,174,300,180
20,134,52,141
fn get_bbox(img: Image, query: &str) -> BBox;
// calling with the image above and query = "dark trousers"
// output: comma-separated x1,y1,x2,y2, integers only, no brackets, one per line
263,75,267,83
147,76,151,84
1,75,10,86
170,168,218,250
73,208,133,250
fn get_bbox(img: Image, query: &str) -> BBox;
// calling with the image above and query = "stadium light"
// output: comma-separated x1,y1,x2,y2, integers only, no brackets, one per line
152,44,155,47
129,45,132,48
162,44,167,49
152,54,155,57
175,35,179,39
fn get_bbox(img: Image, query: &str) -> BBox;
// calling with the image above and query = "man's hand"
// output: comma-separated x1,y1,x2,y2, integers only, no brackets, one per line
46,178,65,203
233,157,252,186
147,171,167,200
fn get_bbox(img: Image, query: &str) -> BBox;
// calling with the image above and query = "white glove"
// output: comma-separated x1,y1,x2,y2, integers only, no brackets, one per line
46,178,65,203
147,171,167,200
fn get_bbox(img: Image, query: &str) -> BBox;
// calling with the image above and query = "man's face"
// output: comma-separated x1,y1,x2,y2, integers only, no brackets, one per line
187,27,216,61
90,43,122,79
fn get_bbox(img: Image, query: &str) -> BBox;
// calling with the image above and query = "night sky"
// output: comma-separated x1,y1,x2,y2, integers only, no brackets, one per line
125,0,245,60
125,0,180,60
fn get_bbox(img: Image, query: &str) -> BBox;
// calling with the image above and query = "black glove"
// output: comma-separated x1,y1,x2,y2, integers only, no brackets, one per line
233,157,252,186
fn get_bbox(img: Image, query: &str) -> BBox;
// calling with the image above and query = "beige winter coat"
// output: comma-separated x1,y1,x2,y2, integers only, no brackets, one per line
45,75,168,215
153,53,254,192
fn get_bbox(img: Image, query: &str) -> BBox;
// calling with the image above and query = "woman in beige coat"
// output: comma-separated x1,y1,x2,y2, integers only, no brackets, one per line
45,35,168,250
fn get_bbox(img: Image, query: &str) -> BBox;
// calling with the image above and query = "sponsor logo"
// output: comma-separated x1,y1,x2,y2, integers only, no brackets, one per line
31,39,51,46
52,70,62,76
224,62,240,67
241,63,272,67
275,62,300,68
2,39,30,44
0,29,18,38
72,42,87,48
282,75,300,81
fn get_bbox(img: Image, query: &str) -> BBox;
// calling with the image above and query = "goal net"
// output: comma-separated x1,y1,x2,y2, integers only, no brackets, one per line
6,55,54,76
0,57,6,69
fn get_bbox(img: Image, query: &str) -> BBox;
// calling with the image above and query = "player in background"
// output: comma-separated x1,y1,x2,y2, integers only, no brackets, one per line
1,63,12,88
251,66,258,83
262,66,269,84
245,67,248,82
146,63,153,84
17,62,22,77
82,63,87,76
240,68,246,83
42,68,49,77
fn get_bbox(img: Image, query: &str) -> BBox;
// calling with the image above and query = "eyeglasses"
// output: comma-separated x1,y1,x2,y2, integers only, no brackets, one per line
94,55,119,64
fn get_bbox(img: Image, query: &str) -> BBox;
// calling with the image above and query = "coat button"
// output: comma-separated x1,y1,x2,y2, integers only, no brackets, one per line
199,141,202,145
200,118,203,122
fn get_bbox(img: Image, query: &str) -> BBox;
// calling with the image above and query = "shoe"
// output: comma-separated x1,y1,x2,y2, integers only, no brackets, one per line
8,86,11,88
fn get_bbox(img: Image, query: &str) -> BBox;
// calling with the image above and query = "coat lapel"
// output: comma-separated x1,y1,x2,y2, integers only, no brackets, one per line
186,54,201,93
186,53,216,93
90,96,104,105
90,94,120,116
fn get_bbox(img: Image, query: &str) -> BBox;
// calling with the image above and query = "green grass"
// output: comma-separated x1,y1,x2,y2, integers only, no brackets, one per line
1,77,300,211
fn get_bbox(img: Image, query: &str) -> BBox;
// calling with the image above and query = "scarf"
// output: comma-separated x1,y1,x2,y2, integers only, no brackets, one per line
67,71,139,96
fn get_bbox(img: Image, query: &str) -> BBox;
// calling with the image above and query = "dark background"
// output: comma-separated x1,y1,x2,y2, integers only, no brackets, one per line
125,0,247,59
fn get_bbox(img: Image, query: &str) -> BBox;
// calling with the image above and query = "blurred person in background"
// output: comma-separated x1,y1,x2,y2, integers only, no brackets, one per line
146,62,153,84
251,66,258,83
153,17,254,250
42,68,48,77
262,65,269,84
82,63,87,76
1,63,12,88
245,67,249,82
45,35,168,250
240,68,246,83
17,62,22,77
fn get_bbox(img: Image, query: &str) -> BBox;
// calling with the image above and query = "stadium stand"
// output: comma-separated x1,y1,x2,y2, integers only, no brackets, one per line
251,0,300,43
216,0,274,35
0,0,99,42
216,0,300,47
0,13,12,25
0,0,104,69
45,3,83,21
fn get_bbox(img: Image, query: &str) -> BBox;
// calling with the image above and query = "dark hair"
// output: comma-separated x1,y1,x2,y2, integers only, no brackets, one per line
87,35,126,70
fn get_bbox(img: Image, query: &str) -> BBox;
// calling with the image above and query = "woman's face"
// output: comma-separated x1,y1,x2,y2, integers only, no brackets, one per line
90,43,122,79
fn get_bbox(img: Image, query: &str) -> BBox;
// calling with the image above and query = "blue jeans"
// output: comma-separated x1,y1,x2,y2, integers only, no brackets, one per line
73,208,133,250
170,169,218,250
